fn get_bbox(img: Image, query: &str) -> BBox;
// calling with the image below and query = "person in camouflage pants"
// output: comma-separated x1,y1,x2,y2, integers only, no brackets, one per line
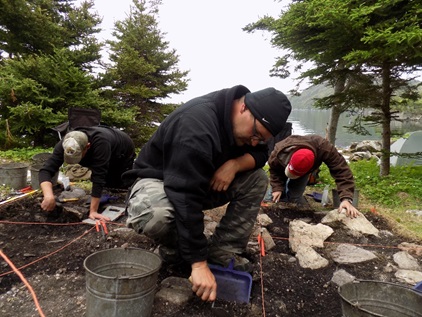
122,85,292,302
126,168,267,270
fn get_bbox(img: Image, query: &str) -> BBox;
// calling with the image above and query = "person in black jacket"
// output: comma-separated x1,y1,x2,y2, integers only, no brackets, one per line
122,85,292,302
39,126,135,221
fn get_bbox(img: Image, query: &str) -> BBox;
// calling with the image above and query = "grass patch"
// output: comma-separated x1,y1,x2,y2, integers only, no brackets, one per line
317,159,422,240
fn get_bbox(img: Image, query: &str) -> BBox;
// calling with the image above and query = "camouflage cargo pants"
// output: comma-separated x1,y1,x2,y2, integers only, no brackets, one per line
125,168,268,254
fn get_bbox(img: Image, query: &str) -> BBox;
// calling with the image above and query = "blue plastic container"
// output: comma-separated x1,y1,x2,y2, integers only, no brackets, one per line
208,259,252,304
414,281,422,293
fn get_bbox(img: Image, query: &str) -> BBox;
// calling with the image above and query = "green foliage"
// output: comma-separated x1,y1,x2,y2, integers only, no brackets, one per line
352,159,422,208
317,159,422,209
0,147,53,162
0,48,104,147
105,0,189,147
315,158,422,237
0,0,102,70
0,0,138,149
245,0,422,176
107,0,189,102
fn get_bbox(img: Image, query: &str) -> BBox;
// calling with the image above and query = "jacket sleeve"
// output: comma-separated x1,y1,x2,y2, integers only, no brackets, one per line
88,139,111,197
268,149,287,193
321,141,355,201
38,142,64,184
161,116,217,264
247,144,269,168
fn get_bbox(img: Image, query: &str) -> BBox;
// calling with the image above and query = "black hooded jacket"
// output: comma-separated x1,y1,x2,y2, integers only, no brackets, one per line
39,126,135,197
122,85,269,264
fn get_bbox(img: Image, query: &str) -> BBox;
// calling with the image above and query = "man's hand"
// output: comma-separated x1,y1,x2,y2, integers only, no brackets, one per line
88,196,110,221
210,160,238,192
89,211,111,221
190,261,217,301
40,181,56,212
338,199,361,218
272,191,282,203
41,195,56,212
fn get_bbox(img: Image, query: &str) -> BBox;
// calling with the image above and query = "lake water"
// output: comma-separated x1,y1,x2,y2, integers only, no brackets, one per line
288,109,422,148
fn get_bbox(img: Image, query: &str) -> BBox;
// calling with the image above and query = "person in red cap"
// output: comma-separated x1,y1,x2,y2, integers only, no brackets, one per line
268,134,360,218
284,148,315,179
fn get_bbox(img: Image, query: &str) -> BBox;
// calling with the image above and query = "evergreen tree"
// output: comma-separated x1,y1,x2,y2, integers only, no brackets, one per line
245,0,422,175
0,0,102,70
0,1,136,148
0,49,98,147
106,0,189,145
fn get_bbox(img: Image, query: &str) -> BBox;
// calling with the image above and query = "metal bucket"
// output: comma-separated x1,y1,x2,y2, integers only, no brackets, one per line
339,280,422,317
84,248,162,317
30,163,58,189
31,153,52,164
0,163,29,189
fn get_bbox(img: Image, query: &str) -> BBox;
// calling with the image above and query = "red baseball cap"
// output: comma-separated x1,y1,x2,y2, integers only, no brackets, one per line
285,149,315,179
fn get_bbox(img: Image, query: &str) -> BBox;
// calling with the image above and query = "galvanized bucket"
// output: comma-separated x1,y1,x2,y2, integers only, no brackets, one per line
30,163,58,189
31,153,52,164
84,248,162,317
0,162,29,189
339,280,422,317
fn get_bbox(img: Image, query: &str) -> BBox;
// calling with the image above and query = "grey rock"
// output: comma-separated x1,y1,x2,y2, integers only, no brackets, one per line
321,209,379,237
155,276,193,306
393,251,421,270
395,269,422,286
331,269,355,287
330,244,377,264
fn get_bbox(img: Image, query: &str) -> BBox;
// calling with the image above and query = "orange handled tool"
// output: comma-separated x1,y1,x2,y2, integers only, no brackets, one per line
100,220,108,235
257,229,265,257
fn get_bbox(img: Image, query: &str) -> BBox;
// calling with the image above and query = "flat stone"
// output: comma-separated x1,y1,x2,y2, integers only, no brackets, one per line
395,269,422,286
155,276,193,306
330,244,377,264
296,246,329,269
321,209,379,237
393,251,421,270
289,220,333,252
257,213,273,226
331,269,355,287
398,242,422,256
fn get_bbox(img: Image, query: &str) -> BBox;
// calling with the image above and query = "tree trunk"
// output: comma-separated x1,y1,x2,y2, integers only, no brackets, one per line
327,73,347,145
327,106,342,145
379,64,392,176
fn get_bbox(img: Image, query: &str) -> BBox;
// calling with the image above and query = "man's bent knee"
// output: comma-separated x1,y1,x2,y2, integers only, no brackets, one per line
126,178,176,242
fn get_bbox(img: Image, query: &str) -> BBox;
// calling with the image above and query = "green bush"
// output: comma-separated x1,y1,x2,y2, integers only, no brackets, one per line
0,147,54,162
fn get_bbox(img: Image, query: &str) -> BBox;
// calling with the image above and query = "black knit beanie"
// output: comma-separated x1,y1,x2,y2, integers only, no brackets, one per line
245,88,292,136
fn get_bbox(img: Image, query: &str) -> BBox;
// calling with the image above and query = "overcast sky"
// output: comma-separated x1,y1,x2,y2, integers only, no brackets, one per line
85,0,300,103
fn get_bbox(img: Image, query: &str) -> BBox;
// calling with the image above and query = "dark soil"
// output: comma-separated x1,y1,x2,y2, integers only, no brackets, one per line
0,186,420,317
